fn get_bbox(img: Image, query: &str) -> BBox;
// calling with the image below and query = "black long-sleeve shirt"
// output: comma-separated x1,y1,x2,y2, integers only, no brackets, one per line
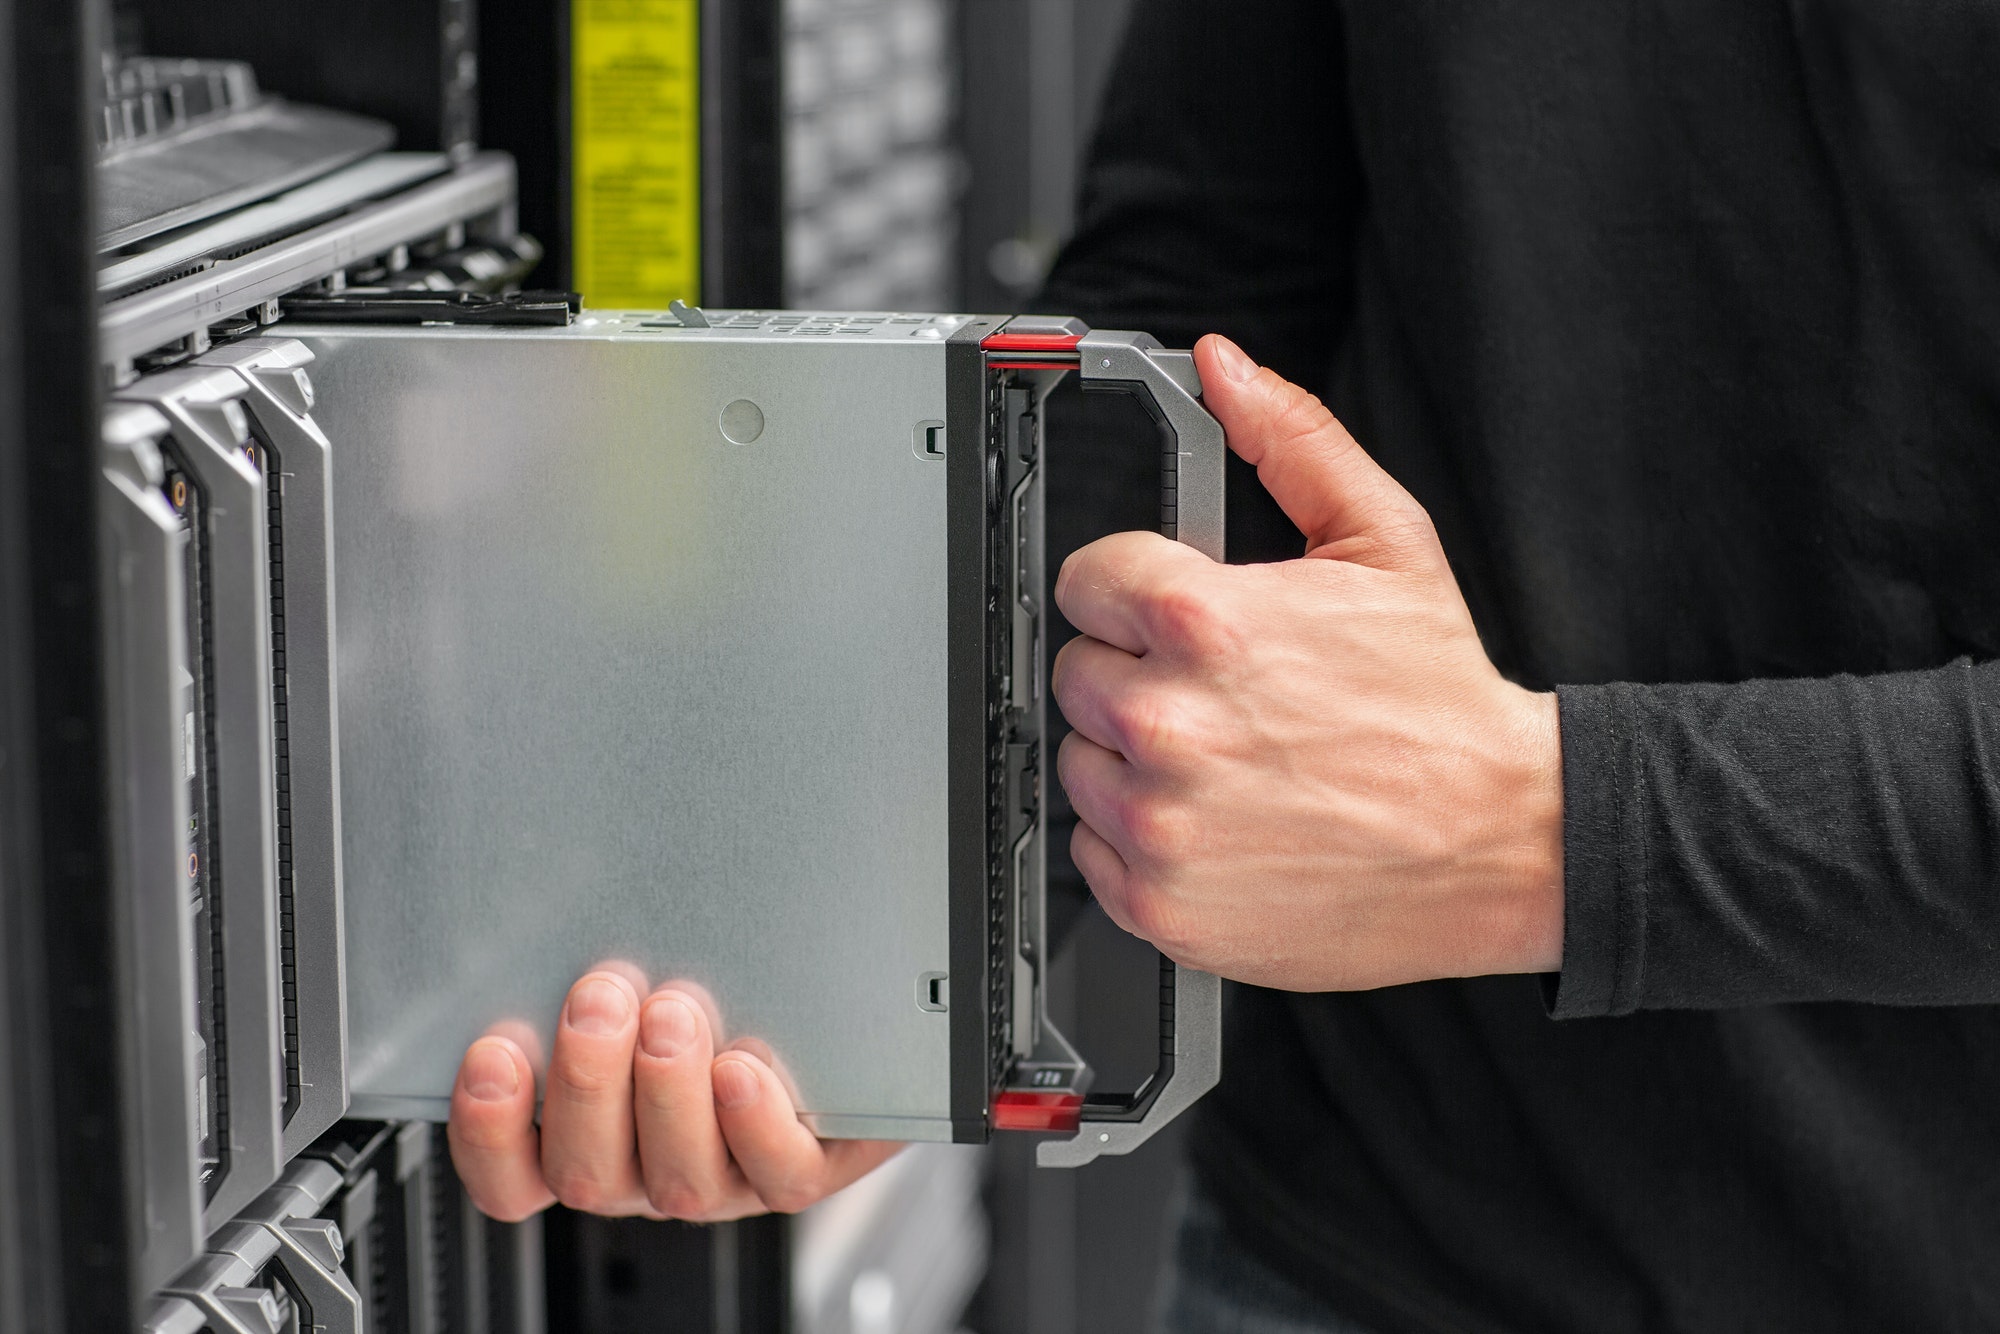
1034,3,2000,1330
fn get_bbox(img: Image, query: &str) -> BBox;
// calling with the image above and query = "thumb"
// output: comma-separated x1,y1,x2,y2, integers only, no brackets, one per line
1194,334,1440,572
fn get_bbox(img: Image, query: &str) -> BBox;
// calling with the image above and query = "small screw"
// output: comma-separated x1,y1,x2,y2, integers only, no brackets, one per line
1101,357,1112,368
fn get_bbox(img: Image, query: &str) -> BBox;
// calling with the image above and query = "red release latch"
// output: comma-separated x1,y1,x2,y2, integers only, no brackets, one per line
981,315,1088,356
979,330,1084,353
992,1090,1085,1133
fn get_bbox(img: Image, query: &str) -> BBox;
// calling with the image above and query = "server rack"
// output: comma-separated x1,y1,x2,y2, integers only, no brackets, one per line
92,3,789,1327
4,2,735,1327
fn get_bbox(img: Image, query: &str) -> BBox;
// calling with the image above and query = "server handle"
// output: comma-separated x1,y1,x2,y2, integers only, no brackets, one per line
1037,331,1226,1168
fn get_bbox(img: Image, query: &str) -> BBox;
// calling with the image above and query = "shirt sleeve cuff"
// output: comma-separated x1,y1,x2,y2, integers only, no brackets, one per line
1546,683,1649,1019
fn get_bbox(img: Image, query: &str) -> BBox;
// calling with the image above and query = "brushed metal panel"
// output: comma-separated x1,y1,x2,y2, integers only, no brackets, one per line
295,319,957,1134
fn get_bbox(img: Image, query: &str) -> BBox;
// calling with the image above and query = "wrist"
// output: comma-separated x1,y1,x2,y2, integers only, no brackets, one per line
1498,686,1566,975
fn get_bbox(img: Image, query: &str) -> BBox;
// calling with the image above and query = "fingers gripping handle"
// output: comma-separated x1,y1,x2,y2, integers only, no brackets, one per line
1038,332,1225,1169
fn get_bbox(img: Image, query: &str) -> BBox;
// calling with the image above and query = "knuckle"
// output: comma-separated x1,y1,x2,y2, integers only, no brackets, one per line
1056,730,1085,783
1070,817,1121,881
549,1058,627,1104
477,1194,547,1225
758,1178,822,1215
1119,877,1171,940
634,1075,687,1117
646,1180,717,1220
1054,551,1080,605
1120,792,1195,861
1151,930,1201,971
1111,689,1196,764
1142,582,1231,654
1343,508,1440,570
450,1115,521,1155
1048,641,1079,703
1273,386,1336,441
545,1167,623,1216
465,1191,509,1222
1122,882,1196,960
547,1179,605,1214
1382,504,1442,553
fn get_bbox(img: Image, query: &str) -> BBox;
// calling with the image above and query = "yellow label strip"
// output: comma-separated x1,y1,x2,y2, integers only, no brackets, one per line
571,0,701,308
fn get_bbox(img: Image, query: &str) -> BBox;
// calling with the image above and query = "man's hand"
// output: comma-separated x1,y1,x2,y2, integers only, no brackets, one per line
447,966,900,1222
1052,335,1564,993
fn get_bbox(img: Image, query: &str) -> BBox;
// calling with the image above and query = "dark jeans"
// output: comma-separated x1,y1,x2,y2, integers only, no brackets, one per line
1155,1178,1380,1334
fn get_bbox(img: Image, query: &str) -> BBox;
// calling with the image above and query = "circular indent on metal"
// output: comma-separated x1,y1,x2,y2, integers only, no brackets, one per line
719,398,765,444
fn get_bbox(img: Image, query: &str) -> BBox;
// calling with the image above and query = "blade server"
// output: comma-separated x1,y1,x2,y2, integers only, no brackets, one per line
283,307,1220,1156
86,48,1227,1334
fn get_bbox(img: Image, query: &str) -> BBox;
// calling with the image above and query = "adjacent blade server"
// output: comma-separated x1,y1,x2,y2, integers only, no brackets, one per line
97,54,548,1328
94,59,1226,1334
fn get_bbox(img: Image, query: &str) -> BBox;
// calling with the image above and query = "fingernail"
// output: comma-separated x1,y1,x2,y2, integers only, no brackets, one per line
640,994,698,1059
463,1040,519,1102
712,1057,761,1110
1211,335,1257,383
565,977,632,1037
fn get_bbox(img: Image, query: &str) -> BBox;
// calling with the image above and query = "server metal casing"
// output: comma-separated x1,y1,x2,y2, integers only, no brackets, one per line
299,314,979,1140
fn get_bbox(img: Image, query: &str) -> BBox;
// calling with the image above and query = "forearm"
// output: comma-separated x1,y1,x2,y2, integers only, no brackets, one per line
1552,657,2000,1016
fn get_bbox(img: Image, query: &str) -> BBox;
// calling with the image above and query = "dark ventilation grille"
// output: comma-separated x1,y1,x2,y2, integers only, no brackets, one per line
183,458,234,1195
984,370,1014,1090
263,443,302,1123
